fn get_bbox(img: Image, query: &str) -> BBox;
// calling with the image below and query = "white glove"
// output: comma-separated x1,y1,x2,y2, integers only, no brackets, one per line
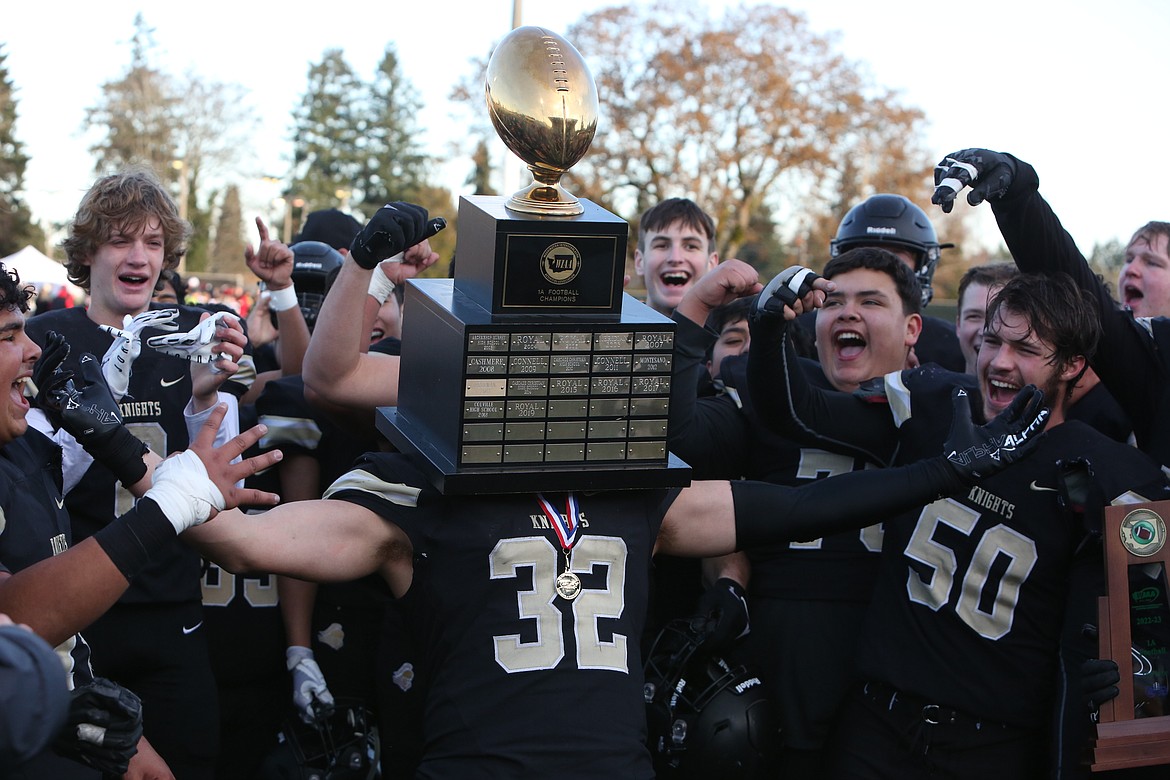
145,311,233,365
99,309,180,400
286,646,334,723
142,449,225,533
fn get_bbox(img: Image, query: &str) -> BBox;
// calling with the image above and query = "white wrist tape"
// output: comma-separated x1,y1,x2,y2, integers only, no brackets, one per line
144,450,225,533
267,284,299,312
367,272,396,306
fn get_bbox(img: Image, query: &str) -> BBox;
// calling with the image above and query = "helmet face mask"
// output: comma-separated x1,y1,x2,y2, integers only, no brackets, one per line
831,194,944,307
643,619,776,779
260,699,379,780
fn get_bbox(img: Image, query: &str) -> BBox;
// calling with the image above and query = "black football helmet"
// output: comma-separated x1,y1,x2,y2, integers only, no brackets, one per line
259,699,379,780
643,619,776,779
830,193,949,307
272,241,344,332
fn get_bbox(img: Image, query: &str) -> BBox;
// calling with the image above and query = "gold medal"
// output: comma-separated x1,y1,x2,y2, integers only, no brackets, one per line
555,569,582,600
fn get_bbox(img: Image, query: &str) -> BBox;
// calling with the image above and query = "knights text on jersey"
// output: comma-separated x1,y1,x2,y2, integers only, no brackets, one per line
325,452,670,779
857,421,1170,728
25,305,211,603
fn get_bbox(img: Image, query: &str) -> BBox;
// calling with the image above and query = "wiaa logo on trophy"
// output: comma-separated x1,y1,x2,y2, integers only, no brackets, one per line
485,26,598,216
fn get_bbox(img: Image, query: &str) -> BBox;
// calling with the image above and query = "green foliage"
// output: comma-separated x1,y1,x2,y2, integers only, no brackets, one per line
85,14,179,175
466,138,497,196
561,1,933,266
0,44,45,256
210,185,246,276
288,45,438,217
1089,238,1125,280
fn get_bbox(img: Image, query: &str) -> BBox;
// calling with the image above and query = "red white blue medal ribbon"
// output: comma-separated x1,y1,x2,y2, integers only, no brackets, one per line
536,492,580,550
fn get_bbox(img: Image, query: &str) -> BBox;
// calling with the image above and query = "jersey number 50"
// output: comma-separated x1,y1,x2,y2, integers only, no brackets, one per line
905,498,1038,640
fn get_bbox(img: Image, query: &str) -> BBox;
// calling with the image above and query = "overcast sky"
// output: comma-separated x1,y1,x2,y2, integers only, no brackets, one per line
4,0,1166,254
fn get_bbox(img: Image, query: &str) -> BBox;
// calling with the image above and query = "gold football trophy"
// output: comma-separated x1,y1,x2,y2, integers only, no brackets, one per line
378,27,689,494
486,26,598,216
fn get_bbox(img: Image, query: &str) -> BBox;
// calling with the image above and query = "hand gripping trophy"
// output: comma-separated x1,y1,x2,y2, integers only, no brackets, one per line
380,26,689,494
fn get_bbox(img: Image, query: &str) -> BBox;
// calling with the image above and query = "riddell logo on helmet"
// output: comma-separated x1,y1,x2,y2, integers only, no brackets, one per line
734,677,762,695
866,226,897,236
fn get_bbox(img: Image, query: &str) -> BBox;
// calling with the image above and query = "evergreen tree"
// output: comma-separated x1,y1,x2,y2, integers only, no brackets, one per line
210,185,246,276
289,50,366,212
85,13,179,176
466,137,497,196
359,44,427,208
0,44,44,257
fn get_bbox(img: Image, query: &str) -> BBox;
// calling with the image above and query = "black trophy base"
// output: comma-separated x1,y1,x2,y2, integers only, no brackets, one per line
377,407,692,495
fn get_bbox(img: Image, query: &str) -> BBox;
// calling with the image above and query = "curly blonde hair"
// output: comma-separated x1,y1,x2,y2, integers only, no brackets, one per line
61,167,191,291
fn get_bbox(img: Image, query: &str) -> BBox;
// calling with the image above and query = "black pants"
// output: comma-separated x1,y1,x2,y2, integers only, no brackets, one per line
82,601,219,780
825,681,1045,780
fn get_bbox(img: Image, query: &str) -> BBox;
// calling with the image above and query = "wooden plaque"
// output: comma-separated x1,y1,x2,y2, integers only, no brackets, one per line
1091,500,1170,771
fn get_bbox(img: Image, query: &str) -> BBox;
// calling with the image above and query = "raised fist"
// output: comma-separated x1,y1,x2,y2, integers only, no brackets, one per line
752,266,823,323
350,202,447,270
932,148,1018,213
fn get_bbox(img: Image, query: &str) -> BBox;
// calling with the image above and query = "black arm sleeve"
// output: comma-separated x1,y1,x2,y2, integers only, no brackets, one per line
666,313,752,478
732,455,963,547
991,156,1169,457
92,498,177,581
745,312,899,466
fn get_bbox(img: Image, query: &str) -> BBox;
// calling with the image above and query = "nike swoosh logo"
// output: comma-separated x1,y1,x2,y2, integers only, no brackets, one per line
1029,480,1059,493
182,621,203,635
55,497,65,509
161,376,185,387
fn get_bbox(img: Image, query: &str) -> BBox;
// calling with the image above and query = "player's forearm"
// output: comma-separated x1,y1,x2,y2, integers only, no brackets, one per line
276,307,311,377
731,456,963,549
747,316,893,465
666,314,750,476
0,500,177,646
303,259,374,400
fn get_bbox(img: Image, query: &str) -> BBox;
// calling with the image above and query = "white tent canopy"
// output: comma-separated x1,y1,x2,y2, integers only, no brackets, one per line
1,245,71,286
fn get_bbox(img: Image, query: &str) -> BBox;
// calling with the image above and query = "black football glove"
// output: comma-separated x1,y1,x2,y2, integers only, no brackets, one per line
31,330,75,422
687,578,750,656
52,677,143,776
931,148,1019,213
944,385,1048,482
349,202,447,270
1081,657,1121,711
41,351,149,486
752,266,822,323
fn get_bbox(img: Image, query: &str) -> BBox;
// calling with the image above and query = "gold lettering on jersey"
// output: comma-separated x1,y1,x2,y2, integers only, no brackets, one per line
119,400,163,419
50,533,68,556
528,511,589,530
966,486,1015,519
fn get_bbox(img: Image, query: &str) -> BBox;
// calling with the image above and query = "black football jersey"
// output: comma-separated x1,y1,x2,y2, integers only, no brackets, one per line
325,452,671,779
720,354,885,600
0,431,95,689
25,305,225,604
859,421,1170,728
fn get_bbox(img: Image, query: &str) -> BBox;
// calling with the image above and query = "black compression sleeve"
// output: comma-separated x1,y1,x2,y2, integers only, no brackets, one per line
92,498,177,581
732,456,966,548
84,426,149,487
